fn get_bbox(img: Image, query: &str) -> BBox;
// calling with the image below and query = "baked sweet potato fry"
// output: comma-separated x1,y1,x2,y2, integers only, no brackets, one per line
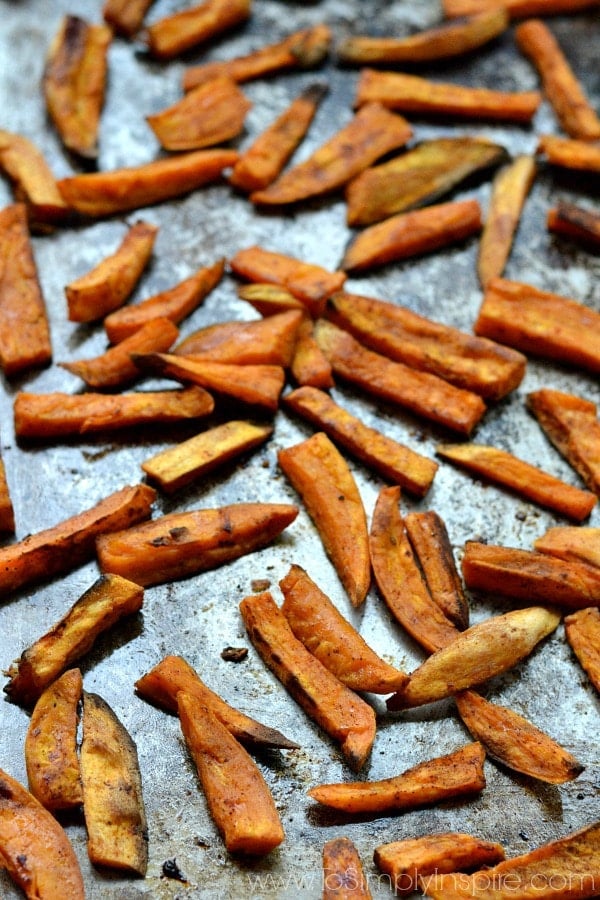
323,837,372,900
177,691,284,855
97,502,298,586
278,432,370,607
4,574,144,708
0,767,84,899
237,282,305,316
103,0,157,37
284,386,438,497
240,591,376,771
315,320,486,436
443,0,600,17
534,525,600,568
0,130,69,229
174,309,303,365
564,607,600,694
537,133,600,173
308,742,486,814
25,669,83,811
289,318,335,389
146,0,250,59
0,457,15,534
80,691,147,876
65,221,158,323
548,201,600,250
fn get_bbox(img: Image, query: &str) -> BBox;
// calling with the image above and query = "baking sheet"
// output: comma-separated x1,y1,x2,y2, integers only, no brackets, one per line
1,1,599,897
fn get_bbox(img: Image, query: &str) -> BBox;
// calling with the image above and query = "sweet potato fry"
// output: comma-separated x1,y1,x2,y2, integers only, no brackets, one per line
25,669,83,811
516,19,600,140
289,318,335,389
135,654,299,749
308,742,486,813
0,482,155,597
250,103,413,206
66,221,158,323
280,564,408,693
284,386,438,497
80,691,147,876
237,282,305,316
443,0,600,17
387,606,560,711
537,133,600,173
564,607,600,694
97,502,298,586
323,837,372,900
57,148,239,218
4,574,144,708
103,0,157,37
174,309,303,365
534,525,600,568
0,457,14,534
354,69,541,123
370,486,460,654
0,130,69,229
315,320,486,436
478,155,536,287
177,691,284,855
240,591,376,771
145,0,251,60
338,9,508,65
326,291,525,402
341,198,483,272
0,767,85,899
0,203,52,377
278,432,370,607
548,201,600,250
141,420,272,494
43,15,111,159
436,442,597,521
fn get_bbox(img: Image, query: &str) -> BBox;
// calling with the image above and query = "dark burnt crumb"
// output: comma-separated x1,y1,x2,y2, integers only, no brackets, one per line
196,838,210,849
577,793,586,800
161,859,187,882
251,578,271,591
519,831,529,841
221,646,249,663
515,510,527,521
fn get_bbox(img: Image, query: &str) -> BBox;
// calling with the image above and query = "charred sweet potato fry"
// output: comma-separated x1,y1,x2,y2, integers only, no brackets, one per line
516,19,600,140
341,198,483,273
535,525,600,568
146,0,251,60
0,204,52,377
548,201,600,250
278,432,370,607
237,282,305,316
177,691,285,855
308,742,486,813
323,837,372,900
97,502,298,586
315,320,486,436
25,669,83,811
250,103,413,206
537,133,600,173
66,221,158,323
0,482,155,597
284,386,438,497
80,691,147,876
240,591,376,771
103,0,157,37
289,318,335,389
565,607,600,694
0,457,15,534
4,574,144,708
57,148,239,218
174,309,303,365
443,0,600,17
0,767,85,899
436,442,597,520
0,130,69,228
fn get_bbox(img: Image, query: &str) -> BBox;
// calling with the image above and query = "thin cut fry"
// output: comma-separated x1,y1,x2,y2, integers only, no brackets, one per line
0,129,69,228
442,0,600,17
103,0,157,38
174,309,303,365
237,283,305,317
564,607,600,694
547,201,600,250
146,0,251,60
534,525,600,568
537,133,600,173
323,837,372,900
289,317,335,389
0,457,15,534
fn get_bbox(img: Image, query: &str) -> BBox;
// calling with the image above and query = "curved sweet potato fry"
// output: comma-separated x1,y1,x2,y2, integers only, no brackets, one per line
174,309,303,365
145,0,251,60
0,130,69,229
537,134,600,174
323,837,372,899
535,525,600,568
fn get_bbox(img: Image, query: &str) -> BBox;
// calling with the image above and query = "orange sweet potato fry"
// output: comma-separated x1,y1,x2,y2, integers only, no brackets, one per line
315,320,486,436
547,201,600,250
145,0,251,60
0,130,69,229
534,525,600,568
237,282,305,316
289,317,335,389
103,0,157,37
308,742,486,814
177,691,285,855
443,0,600,17
240,591,376,771
323,837,372,900
174,309,303,366
436,442,597,521
278,432,370,607
0,457,15,534
564,607,600,694
537,133,600,173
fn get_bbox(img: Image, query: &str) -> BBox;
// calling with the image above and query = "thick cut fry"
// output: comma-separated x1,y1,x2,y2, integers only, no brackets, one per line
5,574,144,708
315,320,486,436
250,103,413,206
240,591,376,771
537,134,600,173
443,0,600,17
237,282,305,317
341,198,483,272
387,606,560,710
289,318,335,389
370,486,460,654
0,204,52,377
177,691,284,855
308,742,486,813
355,70,541,123
0,482,155,597
535,525,600,568
57,148,239,218
97,502,298,586
278,432,370,607
280,564,408,693
0,458,15,534
0,767,84,900
103,0,157,37
141,420,272,494
43,15,111,159
174,309,303,365
146,0,251,60
516,19,600,140
80,692,147,876
0,130,69,228
436,442,597,521
323,837,372,900
346,136,508,226
230,84,327,192
478,155,536,287
66,221,158,323
135,654,299,749
25,669,83,811
548,201,600,250
326,291,525,402
565,607,600,694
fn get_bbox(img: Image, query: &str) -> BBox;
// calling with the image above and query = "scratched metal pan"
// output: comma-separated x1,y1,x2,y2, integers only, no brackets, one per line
0,0,599,897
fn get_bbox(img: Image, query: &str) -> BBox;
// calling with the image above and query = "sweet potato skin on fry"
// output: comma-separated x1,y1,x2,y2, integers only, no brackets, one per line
564,607,600,694
146,0,251,60
547,201,600,249
323,837,372,900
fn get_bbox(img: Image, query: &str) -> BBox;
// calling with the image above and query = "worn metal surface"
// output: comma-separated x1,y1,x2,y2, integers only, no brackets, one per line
1,1,599,897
